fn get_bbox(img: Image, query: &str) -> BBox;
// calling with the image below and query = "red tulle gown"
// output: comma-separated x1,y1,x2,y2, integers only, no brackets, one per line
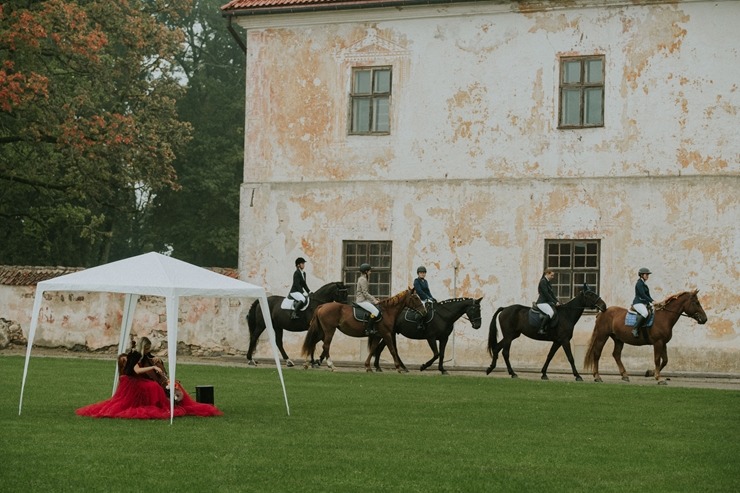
76,360,222,419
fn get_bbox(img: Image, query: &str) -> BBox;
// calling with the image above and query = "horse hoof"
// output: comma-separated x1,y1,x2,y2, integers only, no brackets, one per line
575,376,583,382
419,365,426,372
594,377,603,383
658,380,668,386
511,374,518,379
541,375,549,381
485,367,493,375
621,376,630,382
441,370,449,376
401,367,409,373
247,359,258,367
303,362,309,370
375,367,383,373
366,368,373,373
286,359,295,368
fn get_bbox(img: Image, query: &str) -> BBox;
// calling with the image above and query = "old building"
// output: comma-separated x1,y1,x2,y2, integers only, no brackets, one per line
223,0,739,373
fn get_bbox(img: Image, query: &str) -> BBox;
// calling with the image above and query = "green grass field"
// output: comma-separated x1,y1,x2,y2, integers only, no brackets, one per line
1,355,738,492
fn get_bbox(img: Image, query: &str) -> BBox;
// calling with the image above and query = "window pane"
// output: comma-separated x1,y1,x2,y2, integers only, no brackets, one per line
373,97,389,132
374,69,391,93
563,61,582,84
352,98,370,132
353,70,371,94
584,88,603,125
561,89,581,125
586,59,603,83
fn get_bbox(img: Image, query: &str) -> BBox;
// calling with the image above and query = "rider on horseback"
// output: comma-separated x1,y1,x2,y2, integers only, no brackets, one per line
631,267,654,337
289,257,310,319
536,269,560,335
356,263,380,335
412,265,436,331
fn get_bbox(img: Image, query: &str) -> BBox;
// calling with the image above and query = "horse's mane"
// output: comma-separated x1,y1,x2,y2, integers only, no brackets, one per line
438,297,473,304
655,289,698,310
380,288,413,306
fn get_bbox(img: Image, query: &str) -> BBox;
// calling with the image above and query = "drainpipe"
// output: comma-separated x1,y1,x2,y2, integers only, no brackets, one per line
448,259,460,366
226,15,246,54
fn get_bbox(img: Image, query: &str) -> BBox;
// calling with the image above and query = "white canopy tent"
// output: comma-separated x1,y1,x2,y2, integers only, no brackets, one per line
18,252,289,421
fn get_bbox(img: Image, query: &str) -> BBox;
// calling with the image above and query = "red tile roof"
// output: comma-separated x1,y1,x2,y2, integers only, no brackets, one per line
221,0,457,13
0,266,84,286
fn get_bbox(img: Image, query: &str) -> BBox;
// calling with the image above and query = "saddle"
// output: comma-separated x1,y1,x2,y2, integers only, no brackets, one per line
528,304,558,329
352,304,383,323
280,296,310,311
402,305,434,325
625,308,655,328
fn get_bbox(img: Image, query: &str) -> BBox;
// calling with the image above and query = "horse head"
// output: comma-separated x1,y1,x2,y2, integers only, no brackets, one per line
406,287,427,316
581,284,607,312
675,289,708,324
333,282,349,303
465,297,484,329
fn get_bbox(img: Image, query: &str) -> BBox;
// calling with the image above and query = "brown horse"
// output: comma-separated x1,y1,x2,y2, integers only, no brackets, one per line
302,287,426,373
583,289,707,384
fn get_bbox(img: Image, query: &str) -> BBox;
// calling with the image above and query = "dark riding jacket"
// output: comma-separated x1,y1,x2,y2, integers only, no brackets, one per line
632,278,653,305
536,276,558,306
413,277,434,302
290,268,310,295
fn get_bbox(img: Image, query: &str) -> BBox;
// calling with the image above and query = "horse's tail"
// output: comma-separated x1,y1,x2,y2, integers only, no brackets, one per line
487,307,504,356
247,299,260,334
582,313,604,372
302,311,324,358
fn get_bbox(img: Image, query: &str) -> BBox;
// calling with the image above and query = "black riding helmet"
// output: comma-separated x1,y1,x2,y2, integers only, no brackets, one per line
417,266,427,273
359,263,371,273
295,257,307,266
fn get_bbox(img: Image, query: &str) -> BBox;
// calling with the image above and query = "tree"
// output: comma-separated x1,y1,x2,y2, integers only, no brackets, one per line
139,0,244,267
0,0,192,266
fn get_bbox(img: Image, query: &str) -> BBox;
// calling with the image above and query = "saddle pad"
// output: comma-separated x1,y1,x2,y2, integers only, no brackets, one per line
281,297,309,311
352,305,382,323
402,307,433,324
624,311,654,327
528,309,543,328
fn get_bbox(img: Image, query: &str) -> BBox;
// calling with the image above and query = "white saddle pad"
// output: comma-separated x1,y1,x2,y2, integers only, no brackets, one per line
281,298,309,311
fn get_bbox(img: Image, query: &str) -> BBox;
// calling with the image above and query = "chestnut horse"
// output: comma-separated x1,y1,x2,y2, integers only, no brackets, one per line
370,297,484,375
583,289,707,384
245,281,348,367
302,287,426,373
486,286,607,381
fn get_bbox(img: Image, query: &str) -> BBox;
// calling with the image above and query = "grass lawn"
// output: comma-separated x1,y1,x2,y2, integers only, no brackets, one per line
1,355,738,492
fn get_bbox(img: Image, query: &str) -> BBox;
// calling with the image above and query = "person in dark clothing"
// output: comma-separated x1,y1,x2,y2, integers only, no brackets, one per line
536,269,560,335
289,257,310,319
412,266,436,330
631,267,654,337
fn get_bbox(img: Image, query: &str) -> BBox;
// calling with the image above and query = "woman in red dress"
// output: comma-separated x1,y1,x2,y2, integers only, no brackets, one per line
76,337,222,419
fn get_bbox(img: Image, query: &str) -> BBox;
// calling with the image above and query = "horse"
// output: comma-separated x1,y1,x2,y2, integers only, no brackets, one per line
486,285,607,381
583,289,707,384
301,287,427,373
245,281,348,367
370,297,484,375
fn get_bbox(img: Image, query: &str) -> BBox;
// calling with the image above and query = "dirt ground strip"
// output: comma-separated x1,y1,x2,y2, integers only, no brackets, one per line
5,347,739,391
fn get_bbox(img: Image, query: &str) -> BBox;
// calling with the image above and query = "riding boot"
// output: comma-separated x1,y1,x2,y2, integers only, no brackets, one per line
632,315,644,338
364,315,377,336
416,314,424,331
290,301,300,320
537,317,548,335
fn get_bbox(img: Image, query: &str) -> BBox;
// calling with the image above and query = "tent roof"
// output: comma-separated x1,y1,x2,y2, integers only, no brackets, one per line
37,252,265,298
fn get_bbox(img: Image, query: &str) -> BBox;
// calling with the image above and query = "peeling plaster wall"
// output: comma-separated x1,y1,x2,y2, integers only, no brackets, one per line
237,1,739,373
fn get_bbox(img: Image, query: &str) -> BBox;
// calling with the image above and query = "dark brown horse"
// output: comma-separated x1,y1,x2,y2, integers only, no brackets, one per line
583,289,707,384
302,287,426,373
246,282,348,367
370,297,483,375
486,286,607,381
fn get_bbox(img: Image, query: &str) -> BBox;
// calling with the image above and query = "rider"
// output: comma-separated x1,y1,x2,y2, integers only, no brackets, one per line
536,269,560,335
632,267,654,337
413,266,436,331
356,263,379,336
289,257,310,319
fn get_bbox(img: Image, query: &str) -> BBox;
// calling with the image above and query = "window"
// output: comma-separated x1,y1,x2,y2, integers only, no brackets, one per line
559,56,604,128
343,240,392,300
349,67,391,135
544,239,600,301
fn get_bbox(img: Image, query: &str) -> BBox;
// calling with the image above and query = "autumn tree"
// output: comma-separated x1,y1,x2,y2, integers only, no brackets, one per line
0,0,192,266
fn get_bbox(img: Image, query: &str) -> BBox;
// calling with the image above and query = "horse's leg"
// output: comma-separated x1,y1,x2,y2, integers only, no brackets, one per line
437,337,450,375
420,338,439,373
373,338,386,372
588,333,609,382
540,342,562,381
653,341,668,385
486,341,503,375
246,326,262,366
380,329,405,373
274,327,294,367
501,339,517,378
612,339,630,382
320,329,336,371
364,336,383,372
560,341,582,381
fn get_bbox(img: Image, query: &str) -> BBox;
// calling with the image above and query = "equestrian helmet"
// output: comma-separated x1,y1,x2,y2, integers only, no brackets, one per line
417,265,427,273
359,263,371,273
295,257,307,266
638,267,652,275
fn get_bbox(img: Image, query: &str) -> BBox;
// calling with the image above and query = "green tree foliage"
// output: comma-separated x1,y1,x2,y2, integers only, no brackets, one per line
139,0,244,267
0,0,192,266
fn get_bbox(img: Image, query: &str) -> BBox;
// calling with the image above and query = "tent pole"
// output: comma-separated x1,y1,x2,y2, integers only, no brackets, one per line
19,289,44,415
258,294,290,416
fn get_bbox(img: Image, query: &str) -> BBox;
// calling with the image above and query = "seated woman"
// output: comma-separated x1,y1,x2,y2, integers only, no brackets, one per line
76,337,222,419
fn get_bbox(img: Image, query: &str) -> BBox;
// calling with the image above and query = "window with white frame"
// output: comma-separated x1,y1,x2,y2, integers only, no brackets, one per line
544,239,600,302
343,240,392,300
349,67,391,135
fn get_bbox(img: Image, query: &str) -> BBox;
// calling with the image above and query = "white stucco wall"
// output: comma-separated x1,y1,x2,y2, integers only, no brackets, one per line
236,1,739,373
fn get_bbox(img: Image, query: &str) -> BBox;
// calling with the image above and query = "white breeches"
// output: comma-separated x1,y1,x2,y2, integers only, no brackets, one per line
357,301,379,317
290,292,306,303
633,303,649,317
537,303,555,318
